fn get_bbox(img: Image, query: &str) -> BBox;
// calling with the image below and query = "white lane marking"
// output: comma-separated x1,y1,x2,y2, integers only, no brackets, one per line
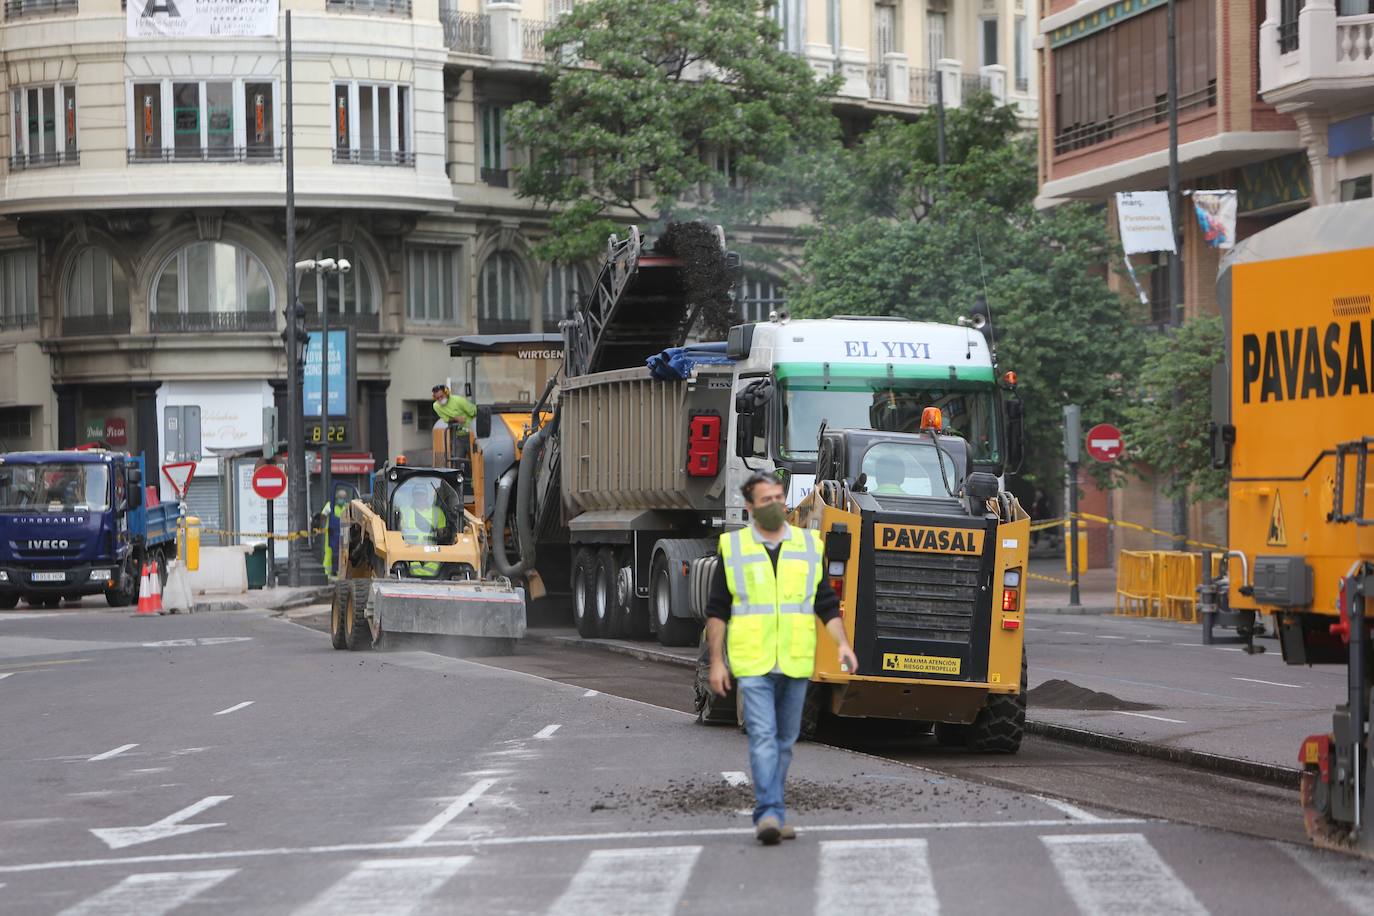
1036,797,1104,823
549,846,701,916
1133,639,1162,643
142,637,254,648
0,818,1151,875
400,778,497,847
1233,676,1303,688
817,838,937,916
1216,647,1245,652
213,701,253,716
88,744,139,762
721,771,750,787
295,857,471,916
90,796,232,850
1042,833,1208,916
1277,841,1374,914
1061,631,1086,635
582,689,599,697
1111,711,1187,724
533,724,561,740
56,869,237,916
1095,635,1128,640
0,672,13,680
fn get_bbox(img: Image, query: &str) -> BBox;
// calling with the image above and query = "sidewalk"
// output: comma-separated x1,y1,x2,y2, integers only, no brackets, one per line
527,611,1319,786
1026,558,1116,614
193,584,333,613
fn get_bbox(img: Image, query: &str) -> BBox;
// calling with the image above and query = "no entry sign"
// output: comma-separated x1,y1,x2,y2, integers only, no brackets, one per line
251,464,288,501
1086,423,1125,463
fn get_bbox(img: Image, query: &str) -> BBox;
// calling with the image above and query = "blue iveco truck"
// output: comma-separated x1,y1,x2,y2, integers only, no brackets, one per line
0,450,178,608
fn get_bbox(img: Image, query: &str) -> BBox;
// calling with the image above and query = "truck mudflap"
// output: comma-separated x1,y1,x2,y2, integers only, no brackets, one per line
365,580,526,640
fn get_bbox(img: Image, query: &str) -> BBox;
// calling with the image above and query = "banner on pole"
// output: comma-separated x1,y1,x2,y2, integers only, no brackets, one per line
127,0,279,39
1192,190,1237,250
1115,191,1177,255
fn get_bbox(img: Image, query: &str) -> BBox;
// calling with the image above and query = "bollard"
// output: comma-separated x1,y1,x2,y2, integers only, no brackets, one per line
179,515,202,572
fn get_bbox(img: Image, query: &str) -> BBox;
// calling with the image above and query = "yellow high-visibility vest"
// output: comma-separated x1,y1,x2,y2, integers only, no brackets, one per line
719,525,822,679
401,504,446,578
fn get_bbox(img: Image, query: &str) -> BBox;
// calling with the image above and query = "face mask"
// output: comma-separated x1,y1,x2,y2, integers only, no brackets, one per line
753,502,786,531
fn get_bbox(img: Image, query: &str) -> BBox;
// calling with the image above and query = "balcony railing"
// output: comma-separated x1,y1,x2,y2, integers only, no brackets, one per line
1054,81,1216,155
128,147,282,163
910,67,940,105
523,18,552,61
332,148,416,166
9,151,79,170
962,72,992,98
1015,75,1029,93
0,312,38,332
150,311,276,333
305,310,379,333
1338,12,1374,63
62,313,131,337
326,0,411,15
442,9,490,54
3,0,77,18
866,65,891,101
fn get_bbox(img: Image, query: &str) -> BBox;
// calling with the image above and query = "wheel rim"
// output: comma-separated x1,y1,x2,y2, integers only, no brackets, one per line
595,570,608,622
654,569,670,628
573,568,587,622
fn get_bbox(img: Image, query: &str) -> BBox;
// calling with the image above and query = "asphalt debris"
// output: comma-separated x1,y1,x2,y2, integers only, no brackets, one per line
1027,678,1158,711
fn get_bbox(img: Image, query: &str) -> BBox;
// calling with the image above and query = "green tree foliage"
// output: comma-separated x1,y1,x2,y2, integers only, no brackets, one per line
792,101,1144,491
507,0,840,265
1121,315,1227,502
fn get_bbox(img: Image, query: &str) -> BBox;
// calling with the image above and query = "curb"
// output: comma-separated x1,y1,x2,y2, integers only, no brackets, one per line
1025,720,1301,789
192,586,332,615
525,629,1300,789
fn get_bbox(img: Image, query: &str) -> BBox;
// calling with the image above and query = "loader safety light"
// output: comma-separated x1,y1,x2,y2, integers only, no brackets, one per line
395,455,407,465
1001,588,1019,612
1003,569,1021,588
829,576,844,596
919,407,943,431
1002,371,1018,387
1001,618,1022,631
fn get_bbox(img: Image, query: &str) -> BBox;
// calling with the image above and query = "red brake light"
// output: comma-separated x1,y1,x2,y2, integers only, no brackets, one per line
1002,618,1022,631
1002,588,1019,612
829,576,843,595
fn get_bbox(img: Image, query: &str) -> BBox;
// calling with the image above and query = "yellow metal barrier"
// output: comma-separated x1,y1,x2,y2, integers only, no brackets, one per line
1116,550,1221,622
1115,550,1158,616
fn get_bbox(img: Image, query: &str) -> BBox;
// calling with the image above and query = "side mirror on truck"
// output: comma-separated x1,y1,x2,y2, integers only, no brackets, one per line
734,379,772,459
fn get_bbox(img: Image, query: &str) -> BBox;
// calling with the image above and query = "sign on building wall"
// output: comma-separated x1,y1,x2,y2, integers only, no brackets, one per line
127,0,280,39
303,330,351,418
1114,191,1177,255
1191,190,1237,250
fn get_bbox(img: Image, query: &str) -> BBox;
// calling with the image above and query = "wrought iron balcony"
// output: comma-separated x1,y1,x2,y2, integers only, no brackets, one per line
127,147,282,163
305,309,379,333
910,68,940,105
326,0,411,15
9,151,79,170
332,148,416,166
442,9,491,54
0,312,38,332
150,311,276,333
62,314,131,337
3,0,77,18
523,18,552,62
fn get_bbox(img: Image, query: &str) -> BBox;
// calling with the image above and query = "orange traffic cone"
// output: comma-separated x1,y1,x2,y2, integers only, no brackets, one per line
148,564,164,615
135,563,154,616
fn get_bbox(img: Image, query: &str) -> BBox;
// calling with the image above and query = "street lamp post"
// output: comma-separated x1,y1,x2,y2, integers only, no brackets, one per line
283,9,305,587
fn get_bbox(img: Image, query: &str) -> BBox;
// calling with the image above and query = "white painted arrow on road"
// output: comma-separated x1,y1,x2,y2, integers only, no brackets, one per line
90,796,231,850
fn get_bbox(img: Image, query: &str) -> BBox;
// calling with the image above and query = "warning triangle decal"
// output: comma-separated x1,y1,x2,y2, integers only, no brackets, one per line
1267,492,1287,547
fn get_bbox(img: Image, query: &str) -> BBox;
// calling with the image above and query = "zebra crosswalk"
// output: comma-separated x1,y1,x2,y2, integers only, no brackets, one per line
22,830,1374,915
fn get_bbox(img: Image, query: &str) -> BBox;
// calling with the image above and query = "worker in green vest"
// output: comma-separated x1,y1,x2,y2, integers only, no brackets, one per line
705,473,858,845
431,384,476,433
320,484,350,579
399,486,447,578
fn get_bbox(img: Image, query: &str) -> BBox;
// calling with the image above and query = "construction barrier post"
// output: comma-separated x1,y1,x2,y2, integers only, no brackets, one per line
185,516,201,572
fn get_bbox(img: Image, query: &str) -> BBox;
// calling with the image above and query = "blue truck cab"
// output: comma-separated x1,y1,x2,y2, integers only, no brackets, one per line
0,450,178,609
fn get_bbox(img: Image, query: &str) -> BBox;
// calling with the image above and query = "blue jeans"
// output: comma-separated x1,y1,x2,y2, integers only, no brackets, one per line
737,673,809,826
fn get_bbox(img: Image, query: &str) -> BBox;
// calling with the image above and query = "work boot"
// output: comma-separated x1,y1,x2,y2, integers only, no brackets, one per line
755,816,782,845
780,823,796,840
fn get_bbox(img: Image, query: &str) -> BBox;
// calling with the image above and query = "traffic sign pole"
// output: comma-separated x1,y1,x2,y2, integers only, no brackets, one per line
266,498,276,589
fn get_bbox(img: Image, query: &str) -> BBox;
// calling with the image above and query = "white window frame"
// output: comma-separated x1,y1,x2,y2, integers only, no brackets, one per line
153,242,275,315
479,104,508,172
1015,15,1028,89
406,244,462,324
11,82,78,165
874,3,897,57
543,263,584,326
774,0,804,53
334,81,412,164
478,252,530,330
0,248,40,327
979,16,999,68
926,10,946,67
124,78,280,160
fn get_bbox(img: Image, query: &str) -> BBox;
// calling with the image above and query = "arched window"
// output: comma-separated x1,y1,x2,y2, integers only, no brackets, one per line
64,248,130,335
543,263,583,327
736,273,787,324
152,241,273,332
478,251,530,334
298,243,376,330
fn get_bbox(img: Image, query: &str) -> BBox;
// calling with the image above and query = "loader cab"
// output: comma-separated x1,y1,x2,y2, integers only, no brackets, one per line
816,429,975,515
374,465,467,547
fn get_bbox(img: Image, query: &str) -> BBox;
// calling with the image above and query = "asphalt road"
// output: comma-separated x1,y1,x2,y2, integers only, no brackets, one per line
1,605,1370,915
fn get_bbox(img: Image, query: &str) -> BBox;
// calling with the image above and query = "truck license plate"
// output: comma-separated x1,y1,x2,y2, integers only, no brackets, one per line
881,653,961,675
30,571,65,582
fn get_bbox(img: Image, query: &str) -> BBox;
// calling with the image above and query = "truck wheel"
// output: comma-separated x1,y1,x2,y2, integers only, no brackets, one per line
329,582,348,650
105,557,138,608
694,640,736,725
964,651,1027,754
571,548,598,639
0,594,17,610
650,551,700,647
617,565,650,639
344,580,373,651
594,548,622,639
39,597,61,608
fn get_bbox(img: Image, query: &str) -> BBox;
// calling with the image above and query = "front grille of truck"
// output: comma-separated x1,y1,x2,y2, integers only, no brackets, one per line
872,550,982,643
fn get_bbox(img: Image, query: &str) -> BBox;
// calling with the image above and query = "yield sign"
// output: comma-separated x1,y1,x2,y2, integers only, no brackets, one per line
162,461,197,500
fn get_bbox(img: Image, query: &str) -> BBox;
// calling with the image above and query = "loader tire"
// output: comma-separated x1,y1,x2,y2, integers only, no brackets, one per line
329,582,348,650
694,640,736,725
595,547,623,639
344,580,373,651
572,548,599,639
964,651,1026,754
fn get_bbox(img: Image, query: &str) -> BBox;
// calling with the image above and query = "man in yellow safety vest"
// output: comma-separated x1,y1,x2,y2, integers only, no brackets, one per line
399,487,447,578
705,472,858,845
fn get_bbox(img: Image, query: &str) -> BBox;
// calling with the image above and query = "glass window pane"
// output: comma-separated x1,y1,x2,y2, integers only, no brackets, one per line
211,242,238,312
397,87,408,155
378,86,392,154
442,253,454,321
11,90,23,158
40,87,56,155
334,85,350,152
111,257,129,317
360,86,376,155
206,82,234,155
243,252,270,312
408,250,422,319
185,242,211,311
173,82,201,158
26,88,40,156
246,82,273,155
156,257,180,314
63,85,77,154
135,83,162,154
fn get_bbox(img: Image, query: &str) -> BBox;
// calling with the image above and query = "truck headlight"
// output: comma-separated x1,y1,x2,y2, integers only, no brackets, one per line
89,569,112,581
0,570,8,582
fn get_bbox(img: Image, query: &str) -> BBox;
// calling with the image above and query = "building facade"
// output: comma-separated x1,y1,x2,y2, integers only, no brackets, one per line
1036,0,1372,555
0,0,1039,541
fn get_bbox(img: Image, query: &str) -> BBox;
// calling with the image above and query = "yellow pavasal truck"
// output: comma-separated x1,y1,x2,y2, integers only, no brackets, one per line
1210,202,1374,851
